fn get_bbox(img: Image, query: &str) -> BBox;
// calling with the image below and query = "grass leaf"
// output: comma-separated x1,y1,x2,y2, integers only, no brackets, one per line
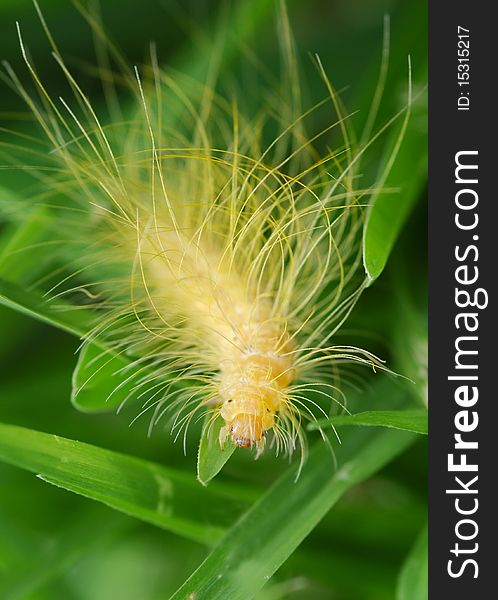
0,277,94,338
0,206,54,282
170,428,416,600
309,410,427,435
197,414,237,486
71,341,137,413
363,68,427,283
397,525,428,600
0,422,253,545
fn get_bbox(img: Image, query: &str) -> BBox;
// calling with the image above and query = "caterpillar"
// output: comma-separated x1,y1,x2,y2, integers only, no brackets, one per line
2,1,400,470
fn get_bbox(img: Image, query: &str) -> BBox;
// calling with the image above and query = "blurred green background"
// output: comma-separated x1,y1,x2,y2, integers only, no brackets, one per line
0,1,427,599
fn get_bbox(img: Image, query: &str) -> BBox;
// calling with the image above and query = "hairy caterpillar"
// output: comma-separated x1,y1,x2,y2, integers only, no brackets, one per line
2,2,401,470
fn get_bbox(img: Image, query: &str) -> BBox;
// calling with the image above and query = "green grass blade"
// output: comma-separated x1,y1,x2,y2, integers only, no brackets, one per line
0,279,133,384
71,341,194,415
396,525,428,600
309,409,427,435
71,341,137,413
170,428,417,600
0,206,54,282
0,422,253,545
363,69,427,284
197,414,237,486
0,277,94,338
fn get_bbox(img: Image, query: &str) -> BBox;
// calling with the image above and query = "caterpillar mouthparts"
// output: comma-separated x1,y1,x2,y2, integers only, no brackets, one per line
224,415,266,449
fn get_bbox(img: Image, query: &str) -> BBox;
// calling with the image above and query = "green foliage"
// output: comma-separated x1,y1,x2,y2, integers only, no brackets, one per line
0,206,52,282
363,62,427,283
172,429,417,600
0,0,427,598
397,526,428,600
197,414,237,486
0,422,252,545
310,409,428,435
0,277,94,338
71,342,137,413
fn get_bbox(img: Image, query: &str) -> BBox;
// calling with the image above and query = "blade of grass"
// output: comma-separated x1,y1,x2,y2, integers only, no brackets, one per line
0,277,95,338
363,66,427,284
0,422,255,545
309,409,427,435
197,414,237,486
71,341,137,413
72,340,199,417
396,525,428,600
0,206,55,283
170,428,417,600
0,278,136,381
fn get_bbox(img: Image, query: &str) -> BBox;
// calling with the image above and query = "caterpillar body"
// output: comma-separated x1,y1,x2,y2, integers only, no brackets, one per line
3,2,396,469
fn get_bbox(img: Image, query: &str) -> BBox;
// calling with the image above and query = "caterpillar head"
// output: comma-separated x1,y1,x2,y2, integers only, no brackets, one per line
228,413,265,448
219,397,276,449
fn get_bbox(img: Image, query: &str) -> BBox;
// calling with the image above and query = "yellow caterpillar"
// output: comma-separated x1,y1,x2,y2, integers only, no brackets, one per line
4,1,395,467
